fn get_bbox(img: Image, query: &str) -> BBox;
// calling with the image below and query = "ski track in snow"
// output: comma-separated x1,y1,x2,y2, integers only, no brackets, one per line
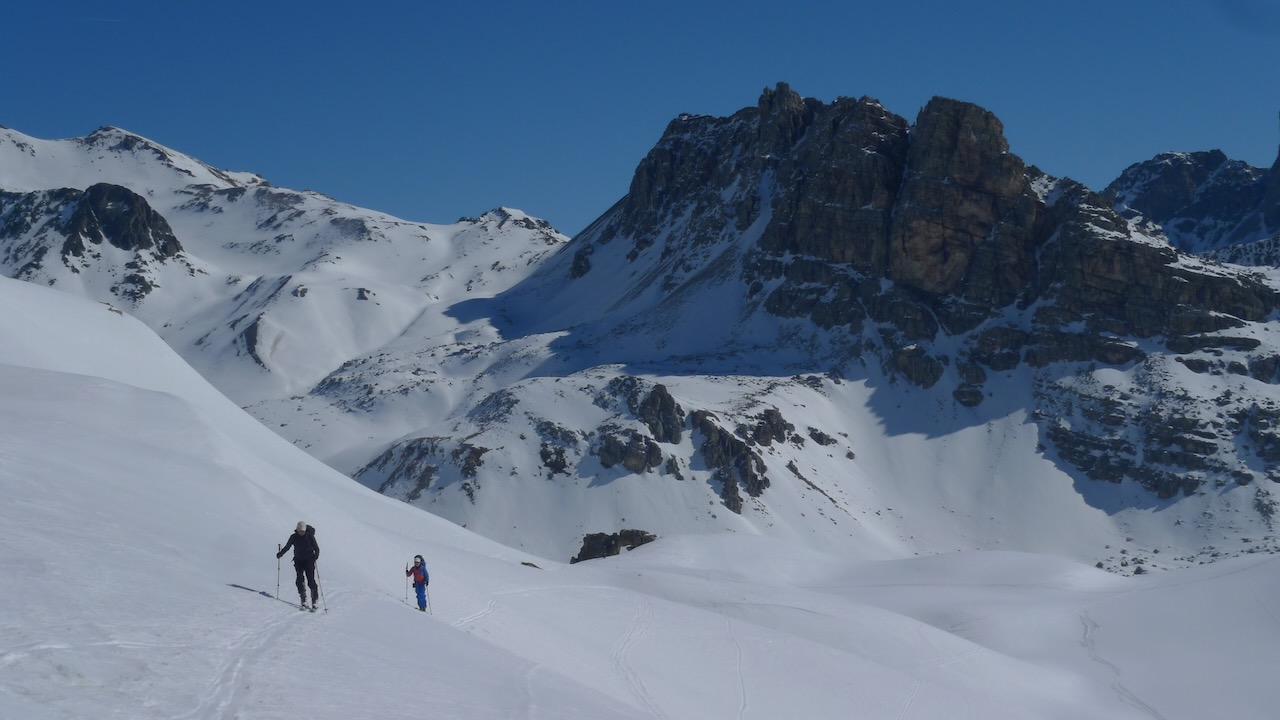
175,600,315,720
1078,612,1120,675
936,642,986,668
519,661,540,720
724,616,747,720
895,680,922,720
1247,579,1280,630
611,598,666,720
450,586,557,628
0,642,69,670
451,597,499,628
1079,611,1167,720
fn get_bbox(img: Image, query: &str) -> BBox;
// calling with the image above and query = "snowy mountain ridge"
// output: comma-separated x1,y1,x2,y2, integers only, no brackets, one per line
3,86,1280,569
0,124,569,405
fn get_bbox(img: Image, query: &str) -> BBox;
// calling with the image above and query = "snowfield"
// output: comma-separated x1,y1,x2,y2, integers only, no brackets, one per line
3,278,1280,719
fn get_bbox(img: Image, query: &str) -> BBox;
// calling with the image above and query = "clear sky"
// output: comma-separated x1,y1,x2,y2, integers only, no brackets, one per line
5,0,1278,236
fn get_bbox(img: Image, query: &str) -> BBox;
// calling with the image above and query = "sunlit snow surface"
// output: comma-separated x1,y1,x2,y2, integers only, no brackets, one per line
3,277,1278,719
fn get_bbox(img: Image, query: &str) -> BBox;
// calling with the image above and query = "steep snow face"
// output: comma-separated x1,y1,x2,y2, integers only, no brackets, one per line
4,275,1280,720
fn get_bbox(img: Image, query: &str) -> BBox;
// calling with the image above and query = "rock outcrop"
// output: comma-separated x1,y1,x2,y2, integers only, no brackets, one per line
0,182,185,302
570,529,657,563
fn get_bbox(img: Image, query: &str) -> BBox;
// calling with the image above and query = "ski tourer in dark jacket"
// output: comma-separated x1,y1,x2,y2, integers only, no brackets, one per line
277,522,319,608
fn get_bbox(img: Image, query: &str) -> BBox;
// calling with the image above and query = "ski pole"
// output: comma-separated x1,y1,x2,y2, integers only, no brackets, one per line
316,564,328,613
426,586,433,615
276,544,281,600
405,562,409,605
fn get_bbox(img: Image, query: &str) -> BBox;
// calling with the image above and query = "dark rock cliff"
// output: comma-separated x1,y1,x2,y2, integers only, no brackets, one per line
558,83,1280,501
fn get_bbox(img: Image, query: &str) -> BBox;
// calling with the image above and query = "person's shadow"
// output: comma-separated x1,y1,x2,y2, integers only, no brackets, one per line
228,583,298,607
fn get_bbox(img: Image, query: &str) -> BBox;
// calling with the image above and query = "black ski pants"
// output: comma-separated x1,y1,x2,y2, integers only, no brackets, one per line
294,561,318,604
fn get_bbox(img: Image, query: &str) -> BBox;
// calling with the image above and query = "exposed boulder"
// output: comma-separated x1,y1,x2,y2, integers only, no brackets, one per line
636,383,684,444
739,407,793,446
604,377,686,444
453,444,488,479
570,529,657,564
595,427,662,473
537,420,582,477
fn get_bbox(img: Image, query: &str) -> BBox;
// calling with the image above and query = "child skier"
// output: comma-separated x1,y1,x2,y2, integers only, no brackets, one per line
406,555,429,611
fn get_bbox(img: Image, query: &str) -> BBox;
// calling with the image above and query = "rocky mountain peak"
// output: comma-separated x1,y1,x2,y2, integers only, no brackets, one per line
534,83,1280,523
80,125,165,156
907,97,1019,192
1107,150,1234,213
1105,149,1273,253
889,96,1035,300
756,81,819,152
1264,142,1280,229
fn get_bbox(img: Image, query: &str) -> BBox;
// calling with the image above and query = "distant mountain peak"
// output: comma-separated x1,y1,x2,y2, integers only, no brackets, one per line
1106,145,1276,253
79,124,174,158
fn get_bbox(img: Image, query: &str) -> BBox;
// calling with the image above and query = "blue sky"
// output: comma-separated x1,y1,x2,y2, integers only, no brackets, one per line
6,0,1278,235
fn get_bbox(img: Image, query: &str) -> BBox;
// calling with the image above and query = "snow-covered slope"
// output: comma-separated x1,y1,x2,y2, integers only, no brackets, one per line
4,275,1279,719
